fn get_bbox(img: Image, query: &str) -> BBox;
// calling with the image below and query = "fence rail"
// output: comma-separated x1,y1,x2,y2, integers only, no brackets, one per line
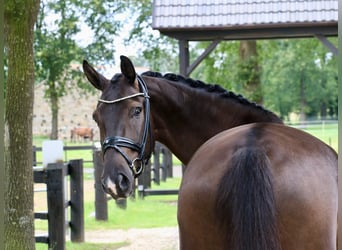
34,160,84,250
287,119,337,128
33,145,95,166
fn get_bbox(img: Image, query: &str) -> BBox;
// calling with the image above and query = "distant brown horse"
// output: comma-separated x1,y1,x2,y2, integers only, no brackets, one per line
83,56,337,250
70,127,94,142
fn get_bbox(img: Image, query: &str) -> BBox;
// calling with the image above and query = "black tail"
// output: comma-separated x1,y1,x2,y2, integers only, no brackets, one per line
216,146,281,250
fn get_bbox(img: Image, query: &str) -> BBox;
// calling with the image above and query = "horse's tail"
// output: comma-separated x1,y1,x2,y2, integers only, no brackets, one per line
216,146,280,250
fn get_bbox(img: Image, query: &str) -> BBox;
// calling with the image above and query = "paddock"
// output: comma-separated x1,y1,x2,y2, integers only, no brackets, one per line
33,142,177,249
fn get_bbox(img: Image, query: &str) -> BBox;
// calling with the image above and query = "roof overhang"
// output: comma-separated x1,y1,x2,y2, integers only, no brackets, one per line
155,21,337,41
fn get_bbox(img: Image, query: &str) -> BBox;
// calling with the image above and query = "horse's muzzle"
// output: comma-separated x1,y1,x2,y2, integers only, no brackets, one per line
101,173,132,199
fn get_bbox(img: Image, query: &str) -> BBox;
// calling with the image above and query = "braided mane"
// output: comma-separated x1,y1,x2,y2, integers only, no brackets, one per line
142,71,279,119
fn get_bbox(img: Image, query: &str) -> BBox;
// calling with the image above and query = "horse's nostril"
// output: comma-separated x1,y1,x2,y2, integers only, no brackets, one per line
116,174,129,193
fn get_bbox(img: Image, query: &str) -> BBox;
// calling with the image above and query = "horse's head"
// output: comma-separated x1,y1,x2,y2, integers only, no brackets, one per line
83,56,152,199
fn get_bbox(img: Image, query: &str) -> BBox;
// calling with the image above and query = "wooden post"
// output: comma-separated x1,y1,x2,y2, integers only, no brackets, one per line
137,159,151,198
46,162,66,250
68,159,84,242
34,168,48,244
33,145,37,166
162,146,173,179
153,142,161,185
179,40,189,77
93,149,108,220
161,145,167,182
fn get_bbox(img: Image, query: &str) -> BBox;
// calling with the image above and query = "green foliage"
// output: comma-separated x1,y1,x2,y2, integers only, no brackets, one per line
78,0,125,64
35,0,127,138
35,0,123,93
260,38,338,119
191,41,240,90
126,0,178,72
190,38,337,119
33,1,338,135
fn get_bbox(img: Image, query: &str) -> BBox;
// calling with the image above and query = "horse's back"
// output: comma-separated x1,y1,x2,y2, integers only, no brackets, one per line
178,123,337,250
72,127,94,140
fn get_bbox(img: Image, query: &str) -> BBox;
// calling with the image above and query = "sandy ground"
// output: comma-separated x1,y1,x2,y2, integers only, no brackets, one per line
85,227,179,250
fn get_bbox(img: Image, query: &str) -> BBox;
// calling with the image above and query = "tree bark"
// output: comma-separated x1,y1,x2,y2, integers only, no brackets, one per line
4,0,40,249
49,81,59,139
239,40,262,104
299,75,307,122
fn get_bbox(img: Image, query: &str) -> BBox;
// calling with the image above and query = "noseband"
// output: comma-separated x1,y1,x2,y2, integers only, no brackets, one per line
98,75,151,178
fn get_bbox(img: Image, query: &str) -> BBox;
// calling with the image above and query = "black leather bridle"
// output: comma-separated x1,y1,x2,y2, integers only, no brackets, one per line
99,75,151,178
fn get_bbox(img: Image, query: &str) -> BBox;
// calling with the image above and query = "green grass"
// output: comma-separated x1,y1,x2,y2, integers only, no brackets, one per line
291,123,338,151
85,178,180,230
85,198,178,230
35,177,181,231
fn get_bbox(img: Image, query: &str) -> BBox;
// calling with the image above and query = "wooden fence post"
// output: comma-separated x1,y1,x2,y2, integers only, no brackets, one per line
137,159,151,198
165,148,173,178
93,149,108,221
46,162,66,250
68,159,84,242
161,145,173,180
153,142,161,185
33,145,37,166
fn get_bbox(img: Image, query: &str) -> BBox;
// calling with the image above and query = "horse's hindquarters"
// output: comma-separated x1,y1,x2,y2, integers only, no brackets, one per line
178,178,227,250
178,123,337,250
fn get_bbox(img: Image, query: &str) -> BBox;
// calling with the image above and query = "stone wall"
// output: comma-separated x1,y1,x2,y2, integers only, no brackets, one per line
33,83,100,141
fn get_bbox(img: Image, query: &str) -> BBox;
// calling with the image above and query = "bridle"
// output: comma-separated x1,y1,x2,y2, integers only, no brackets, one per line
98,75,151,178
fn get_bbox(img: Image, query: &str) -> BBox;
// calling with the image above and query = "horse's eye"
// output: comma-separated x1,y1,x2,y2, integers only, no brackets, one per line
133,107,142,117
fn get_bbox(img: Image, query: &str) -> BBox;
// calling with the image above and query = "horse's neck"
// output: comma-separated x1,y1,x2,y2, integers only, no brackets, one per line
147,77,282,164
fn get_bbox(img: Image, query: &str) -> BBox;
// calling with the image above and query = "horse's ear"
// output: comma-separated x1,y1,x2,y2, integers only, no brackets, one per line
82,60,108,91
120,55,136,84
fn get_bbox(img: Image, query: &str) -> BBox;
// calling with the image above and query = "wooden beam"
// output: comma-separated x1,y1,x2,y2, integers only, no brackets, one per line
161,24,337,41
187,40,221,76
315,34,338,56
179,40,189,76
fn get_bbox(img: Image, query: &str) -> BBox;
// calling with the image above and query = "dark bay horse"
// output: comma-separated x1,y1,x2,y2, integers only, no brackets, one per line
83,56,337,250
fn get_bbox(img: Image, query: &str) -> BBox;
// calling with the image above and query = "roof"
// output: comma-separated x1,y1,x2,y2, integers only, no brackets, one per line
152,0,338,40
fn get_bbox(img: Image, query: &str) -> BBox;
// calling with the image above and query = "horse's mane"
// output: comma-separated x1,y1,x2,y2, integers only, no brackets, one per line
142,71,280,120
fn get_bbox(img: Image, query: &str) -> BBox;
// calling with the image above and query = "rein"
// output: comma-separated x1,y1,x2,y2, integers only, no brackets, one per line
99,75,151,178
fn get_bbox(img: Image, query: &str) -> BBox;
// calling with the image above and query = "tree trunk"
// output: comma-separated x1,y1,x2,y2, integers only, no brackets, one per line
49,81,59,140
299,75,307,122
239,40,262,104
319,78,327,118
320,102,327,118
4,0,40,249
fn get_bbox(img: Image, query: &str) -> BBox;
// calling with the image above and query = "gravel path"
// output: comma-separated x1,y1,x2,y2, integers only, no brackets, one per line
85,227,179,250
